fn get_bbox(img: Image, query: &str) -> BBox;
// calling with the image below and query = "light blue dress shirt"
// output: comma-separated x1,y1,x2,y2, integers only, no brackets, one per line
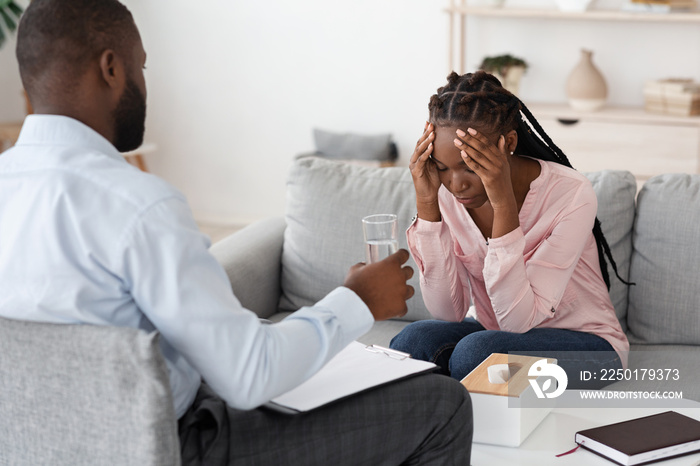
0,115,374,418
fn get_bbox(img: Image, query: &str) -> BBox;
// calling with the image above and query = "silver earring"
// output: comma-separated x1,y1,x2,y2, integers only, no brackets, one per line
510,151,514,155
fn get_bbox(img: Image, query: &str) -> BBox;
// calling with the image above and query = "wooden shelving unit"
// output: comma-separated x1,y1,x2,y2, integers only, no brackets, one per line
447,5,700,22
529,102,700,183
446,2,700,73
527,102,700,126
444,3,700,180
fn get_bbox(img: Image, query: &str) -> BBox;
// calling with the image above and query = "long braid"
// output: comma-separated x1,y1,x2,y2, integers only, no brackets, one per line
517,99,633,288
428,71,632,290
517,103,573,166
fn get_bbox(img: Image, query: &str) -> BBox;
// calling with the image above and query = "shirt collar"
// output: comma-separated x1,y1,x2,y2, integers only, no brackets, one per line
14,114,124,162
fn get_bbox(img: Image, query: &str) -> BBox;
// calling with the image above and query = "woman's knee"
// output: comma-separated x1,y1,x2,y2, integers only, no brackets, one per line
390,321,465,375
449,330,507,381
390,320,452,355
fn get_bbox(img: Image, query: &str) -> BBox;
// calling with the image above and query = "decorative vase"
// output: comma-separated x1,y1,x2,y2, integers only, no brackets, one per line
566,49,607,111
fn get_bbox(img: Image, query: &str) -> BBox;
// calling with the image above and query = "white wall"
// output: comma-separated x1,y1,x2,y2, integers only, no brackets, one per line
121,0,449,225
2,0,698,224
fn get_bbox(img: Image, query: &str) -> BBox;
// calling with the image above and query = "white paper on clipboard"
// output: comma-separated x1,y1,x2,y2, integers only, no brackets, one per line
265,341,437,414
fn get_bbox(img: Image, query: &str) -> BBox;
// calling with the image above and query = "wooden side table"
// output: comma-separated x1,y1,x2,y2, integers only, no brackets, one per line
121,143,157,172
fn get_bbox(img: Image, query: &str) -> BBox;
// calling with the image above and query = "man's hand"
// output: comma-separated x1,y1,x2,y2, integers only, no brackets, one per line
343,249,415,321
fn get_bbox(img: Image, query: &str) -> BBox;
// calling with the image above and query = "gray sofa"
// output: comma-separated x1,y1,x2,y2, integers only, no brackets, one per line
2,156,698,464
211,156,700,400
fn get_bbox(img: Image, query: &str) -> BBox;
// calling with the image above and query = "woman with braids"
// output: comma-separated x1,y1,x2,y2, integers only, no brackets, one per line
390,71,629,388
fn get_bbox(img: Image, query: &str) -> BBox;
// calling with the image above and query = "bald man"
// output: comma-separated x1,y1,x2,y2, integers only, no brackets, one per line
1,0,472,464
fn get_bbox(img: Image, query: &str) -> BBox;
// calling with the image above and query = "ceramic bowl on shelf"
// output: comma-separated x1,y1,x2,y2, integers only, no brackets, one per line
555,0,593,12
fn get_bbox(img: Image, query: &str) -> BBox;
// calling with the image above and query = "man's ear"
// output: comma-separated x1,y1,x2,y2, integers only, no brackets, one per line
98,49,125,90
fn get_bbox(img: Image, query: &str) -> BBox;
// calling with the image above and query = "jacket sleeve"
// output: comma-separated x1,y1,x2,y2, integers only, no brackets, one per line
406,218,471,322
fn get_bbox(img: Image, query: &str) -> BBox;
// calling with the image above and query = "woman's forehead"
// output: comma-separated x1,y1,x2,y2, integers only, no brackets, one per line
431,127,463,165
434,124,499,145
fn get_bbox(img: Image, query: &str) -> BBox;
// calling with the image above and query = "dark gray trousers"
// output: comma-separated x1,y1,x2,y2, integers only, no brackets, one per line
178,374,472,465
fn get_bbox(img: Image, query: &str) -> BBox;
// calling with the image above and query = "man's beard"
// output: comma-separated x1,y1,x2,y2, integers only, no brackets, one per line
113,78,146,153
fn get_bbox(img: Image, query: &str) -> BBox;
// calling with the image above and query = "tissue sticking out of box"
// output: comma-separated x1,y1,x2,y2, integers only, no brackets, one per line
487,364,511,384
487,363,523,384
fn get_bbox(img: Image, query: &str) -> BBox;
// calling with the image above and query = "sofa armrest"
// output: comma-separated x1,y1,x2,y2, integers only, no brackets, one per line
209,217,286,319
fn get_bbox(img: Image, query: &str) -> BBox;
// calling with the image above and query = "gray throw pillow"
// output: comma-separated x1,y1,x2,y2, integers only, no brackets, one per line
313,128,397,162
279,156,430,322
627,174,700,345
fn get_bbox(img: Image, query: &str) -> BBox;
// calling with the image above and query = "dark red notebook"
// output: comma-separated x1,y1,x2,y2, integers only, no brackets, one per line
575,411,700,465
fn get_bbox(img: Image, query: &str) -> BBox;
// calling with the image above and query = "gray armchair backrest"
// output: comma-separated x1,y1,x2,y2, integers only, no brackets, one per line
0,317,181,466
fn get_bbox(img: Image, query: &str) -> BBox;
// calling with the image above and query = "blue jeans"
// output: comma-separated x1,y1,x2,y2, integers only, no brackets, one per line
390,318,622,389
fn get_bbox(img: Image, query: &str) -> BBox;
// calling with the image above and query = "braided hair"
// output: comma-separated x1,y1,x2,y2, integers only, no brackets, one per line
428,70,630,289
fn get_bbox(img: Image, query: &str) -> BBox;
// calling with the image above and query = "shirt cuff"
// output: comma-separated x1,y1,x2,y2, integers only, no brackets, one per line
408,218,455,283
486,226,524,250
316,287,374,339
411,217,443,233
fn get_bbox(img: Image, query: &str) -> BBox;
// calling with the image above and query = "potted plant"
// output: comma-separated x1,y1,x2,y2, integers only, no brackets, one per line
0,0,23,49
479,54,528,96
0,1,31,115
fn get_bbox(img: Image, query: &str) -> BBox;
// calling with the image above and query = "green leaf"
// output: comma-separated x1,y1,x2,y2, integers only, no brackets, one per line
8,2,23,18
0,1,23,49
479,54,528,74
0,8,16,32
0,22,6,49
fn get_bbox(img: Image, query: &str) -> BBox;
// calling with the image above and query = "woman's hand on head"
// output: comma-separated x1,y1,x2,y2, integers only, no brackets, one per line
454,128,514,209
410,122,442,221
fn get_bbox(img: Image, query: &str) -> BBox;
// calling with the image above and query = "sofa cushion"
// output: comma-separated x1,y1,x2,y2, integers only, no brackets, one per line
0,317,180,466
627,174,700,345
280,156,430,321
584,170,637,332
313,128,397,162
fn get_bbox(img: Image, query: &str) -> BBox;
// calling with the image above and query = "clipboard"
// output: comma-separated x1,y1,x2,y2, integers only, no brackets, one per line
264,341,438,414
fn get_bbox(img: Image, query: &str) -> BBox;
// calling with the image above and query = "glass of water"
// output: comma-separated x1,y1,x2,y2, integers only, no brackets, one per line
362,214,399,264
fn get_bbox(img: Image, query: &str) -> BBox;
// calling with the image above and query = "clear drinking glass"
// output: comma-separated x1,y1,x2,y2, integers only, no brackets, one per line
362,214,399,264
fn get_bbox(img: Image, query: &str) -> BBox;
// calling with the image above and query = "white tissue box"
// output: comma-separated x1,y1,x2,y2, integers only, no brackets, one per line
460,353,557,447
